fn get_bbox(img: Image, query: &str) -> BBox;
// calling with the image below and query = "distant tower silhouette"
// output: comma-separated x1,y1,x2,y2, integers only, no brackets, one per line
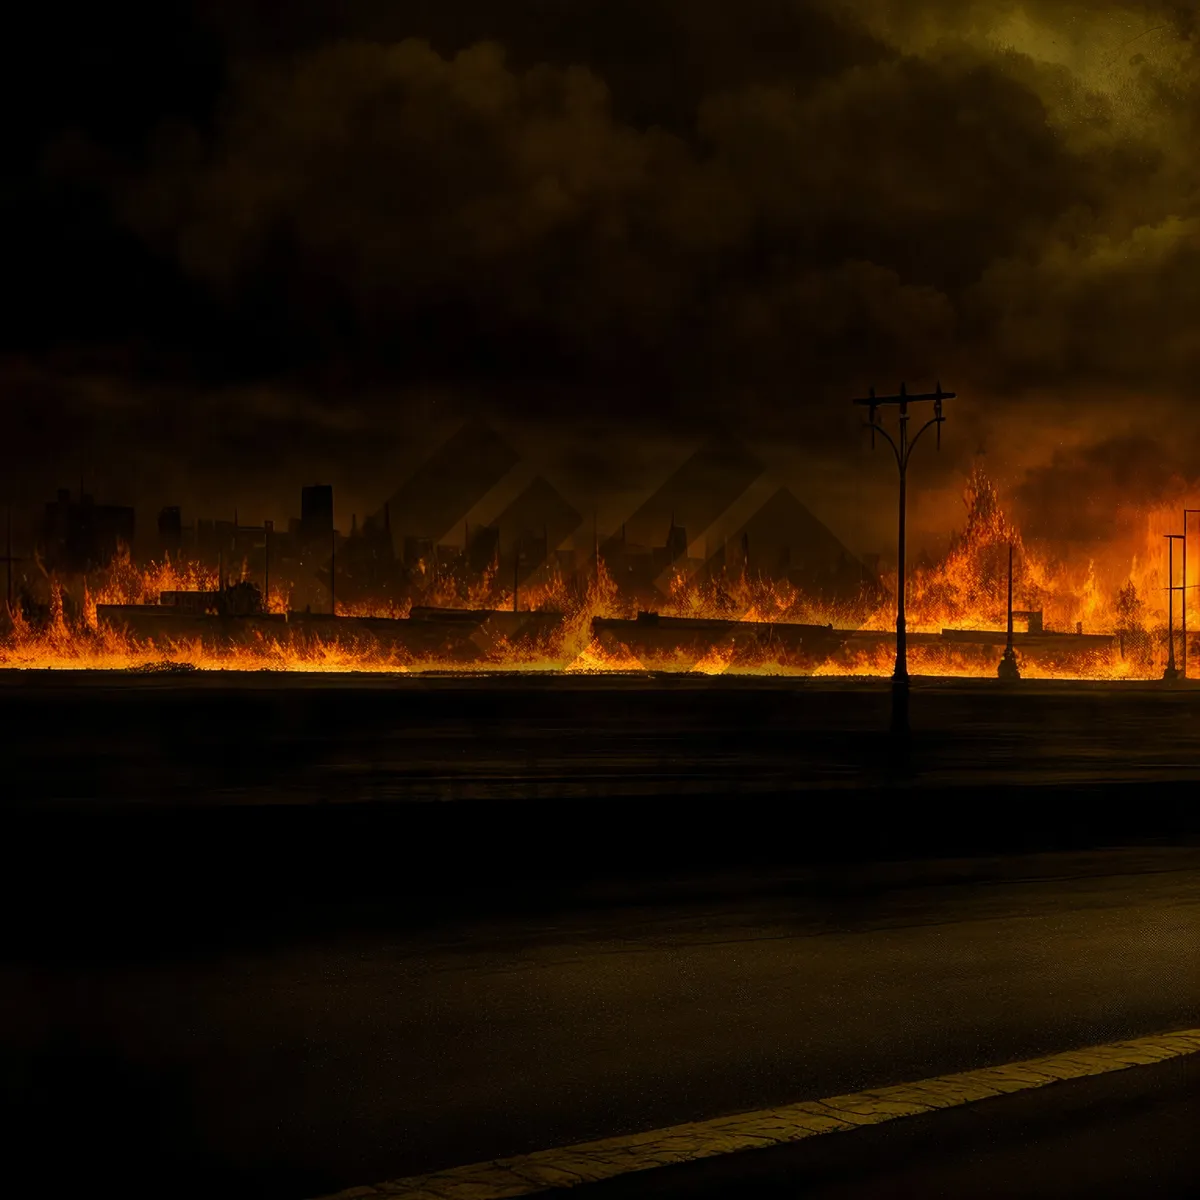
300,484,334,544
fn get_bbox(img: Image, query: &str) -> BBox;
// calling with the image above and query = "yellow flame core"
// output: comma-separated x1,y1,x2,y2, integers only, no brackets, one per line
0,470,1189,677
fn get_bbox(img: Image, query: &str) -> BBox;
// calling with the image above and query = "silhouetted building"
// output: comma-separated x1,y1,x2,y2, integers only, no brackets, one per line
403,536,435,573
468,525,501,576
337,507,398,602
712,487,880,601
705,536,728,576
652,516,689,575
40,488,135,573
514,528,548,569
553,548,579,582
666,517,688,563
157,506,183,556
300,485,334,544
601,438,762,563
195,518,221,561
489,476,582,586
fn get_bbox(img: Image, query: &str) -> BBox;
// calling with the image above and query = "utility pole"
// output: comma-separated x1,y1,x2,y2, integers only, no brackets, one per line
1183,509,1200,679
331,528,337,617
264,520,273,613
1164,533,1183,682
998,541,1020,681
852,382,954,737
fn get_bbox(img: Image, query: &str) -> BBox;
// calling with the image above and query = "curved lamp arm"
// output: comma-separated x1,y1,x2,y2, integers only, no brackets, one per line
903,416,945,468
862,422,903,472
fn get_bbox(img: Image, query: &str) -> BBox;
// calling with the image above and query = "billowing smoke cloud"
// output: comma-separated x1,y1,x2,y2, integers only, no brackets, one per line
8,1,1200,548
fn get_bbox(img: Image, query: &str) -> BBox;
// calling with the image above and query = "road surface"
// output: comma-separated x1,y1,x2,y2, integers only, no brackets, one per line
5,849,1200,1198
7,672,1200,808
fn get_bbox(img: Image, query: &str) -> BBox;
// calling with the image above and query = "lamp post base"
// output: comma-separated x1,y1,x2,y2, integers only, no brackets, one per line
997,646,1021,681
889,674,910,738
1163,664,1181,683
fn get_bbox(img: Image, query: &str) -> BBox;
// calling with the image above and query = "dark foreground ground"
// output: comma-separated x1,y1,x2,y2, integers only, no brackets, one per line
8,669,1200,808
3,672,1200,1198
5,670,1200,918
4,848,1199,1199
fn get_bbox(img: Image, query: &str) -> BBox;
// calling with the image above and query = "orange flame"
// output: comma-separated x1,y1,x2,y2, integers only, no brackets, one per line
0,468,1191,678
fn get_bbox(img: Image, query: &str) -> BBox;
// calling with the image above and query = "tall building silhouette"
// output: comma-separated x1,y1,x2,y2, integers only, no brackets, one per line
40,488,135,573
300,485,334,543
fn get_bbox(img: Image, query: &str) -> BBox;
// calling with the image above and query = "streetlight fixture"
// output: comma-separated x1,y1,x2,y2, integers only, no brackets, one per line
851,381,954,737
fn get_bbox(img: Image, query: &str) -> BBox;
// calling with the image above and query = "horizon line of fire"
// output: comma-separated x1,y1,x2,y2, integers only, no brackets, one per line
82,594,1117,668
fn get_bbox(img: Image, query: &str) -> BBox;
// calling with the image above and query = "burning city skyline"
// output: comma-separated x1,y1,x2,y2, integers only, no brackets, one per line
3,415,1199,679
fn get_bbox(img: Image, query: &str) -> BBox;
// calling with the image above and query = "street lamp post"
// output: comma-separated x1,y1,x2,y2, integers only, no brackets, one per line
998,541,1020,681
852,381,954,737
1164,533,1183,683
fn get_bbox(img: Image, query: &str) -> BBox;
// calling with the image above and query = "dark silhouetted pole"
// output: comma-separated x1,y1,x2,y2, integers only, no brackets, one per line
852,382,954,737
264,520,272,613
1184,509,1200,679
331,529,337,616
998,541,1020,681
514,542,520,613
1164,533,1182,682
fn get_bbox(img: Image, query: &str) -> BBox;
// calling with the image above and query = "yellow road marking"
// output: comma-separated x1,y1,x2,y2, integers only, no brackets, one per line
314,1027,1200,1199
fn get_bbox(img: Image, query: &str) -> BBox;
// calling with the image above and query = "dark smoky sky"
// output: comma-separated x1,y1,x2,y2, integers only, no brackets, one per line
2,1,1199,552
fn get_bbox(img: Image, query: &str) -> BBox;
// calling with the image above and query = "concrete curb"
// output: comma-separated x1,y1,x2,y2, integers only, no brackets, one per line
312,1028,1200,1200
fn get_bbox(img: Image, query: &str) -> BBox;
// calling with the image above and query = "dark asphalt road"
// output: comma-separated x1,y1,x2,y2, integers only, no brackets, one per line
562,1051,1200,1200
8,672,1200,808
6,674,1200,1199
5,852,1199,1199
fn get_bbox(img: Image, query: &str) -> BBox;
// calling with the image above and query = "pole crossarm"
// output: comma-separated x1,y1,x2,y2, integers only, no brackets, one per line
852,386,957,406
854,382,955,456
